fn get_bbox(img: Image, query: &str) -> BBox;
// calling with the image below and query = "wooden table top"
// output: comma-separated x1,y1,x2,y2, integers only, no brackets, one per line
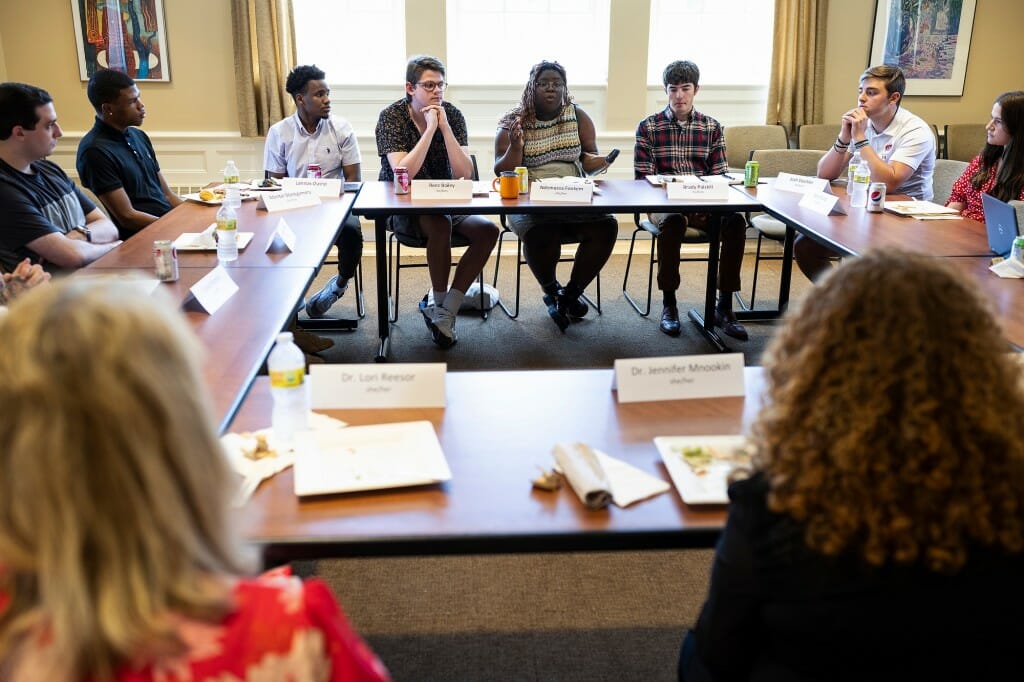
941,256,1024,348
88,194,355,270
741,181,992,258
232,367,766,561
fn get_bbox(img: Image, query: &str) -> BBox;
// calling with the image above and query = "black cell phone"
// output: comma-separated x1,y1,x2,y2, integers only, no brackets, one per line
605,148,620,165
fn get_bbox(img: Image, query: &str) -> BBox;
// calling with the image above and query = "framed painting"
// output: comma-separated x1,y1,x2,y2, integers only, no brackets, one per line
869,0,976,96
70,0,171,82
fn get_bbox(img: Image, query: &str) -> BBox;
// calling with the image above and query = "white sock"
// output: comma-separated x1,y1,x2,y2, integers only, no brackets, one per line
443,288,465,313
433,289,447,307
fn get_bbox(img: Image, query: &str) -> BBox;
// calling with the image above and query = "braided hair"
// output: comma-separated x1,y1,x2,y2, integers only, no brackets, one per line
515,60,573,127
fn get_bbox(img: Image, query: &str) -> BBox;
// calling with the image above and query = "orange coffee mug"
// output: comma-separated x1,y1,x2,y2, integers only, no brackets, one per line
492,171,519,199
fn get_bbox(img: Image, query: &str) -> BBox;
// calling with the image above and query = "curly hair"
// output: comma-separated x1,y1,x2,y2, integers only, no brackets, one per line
970,90,1024,202
501,60,574,129
285,64,326,98
752,249,1024,574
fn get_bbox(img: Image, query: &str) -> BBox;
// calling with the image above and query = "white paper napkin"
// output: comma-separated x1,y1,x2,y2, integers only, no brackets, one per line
221,412,347,506
990,257,1024,278
552,442,670,509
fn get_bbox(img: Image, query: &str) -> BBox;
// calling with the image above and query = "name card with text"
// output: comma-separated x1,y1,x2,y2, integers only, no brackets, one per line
309,363,447,408
257,189,322,212
188,265,239,314
665,176,730,201
278,177,342,197
265,217,297,252
614,353,745,402
773,173,829,195
411,179,474,200
530,179,594,203
798,190,846,216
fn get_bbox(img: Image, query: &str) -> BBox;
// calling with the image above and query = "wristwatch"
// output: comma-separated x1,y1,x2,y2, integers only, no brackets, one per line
72,226,92,242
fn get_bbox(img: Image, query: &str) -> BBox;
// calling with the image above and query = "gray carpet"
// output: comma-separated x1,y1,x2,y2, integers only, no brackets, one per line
294,241,811,681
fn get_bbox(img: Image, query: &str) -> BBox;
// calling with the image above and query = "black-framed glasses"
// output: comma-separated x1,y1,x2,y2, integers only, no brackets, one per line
416,81,446,92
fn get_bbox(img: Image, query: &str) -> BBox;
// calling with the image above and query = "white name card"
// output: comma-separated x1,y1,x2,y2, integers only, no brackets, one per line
278,177,342,197
529,180,594,203
309,363,447,408
189,265,239,314
665,175,730,201
411,179,474,200
265,217,297,252
257,189,322,212
613,353,745,402
774,173,829,195
798,190,846,216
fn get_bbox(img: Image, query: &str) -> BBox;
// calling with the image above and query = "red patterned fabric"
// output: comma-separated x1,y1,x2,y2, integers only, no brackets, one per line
947,154,1024,221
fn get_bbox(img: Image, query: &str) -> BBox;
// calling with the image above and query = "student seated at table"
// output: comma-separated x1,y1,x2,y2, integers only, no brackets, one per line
493,60,617,332
0,279,391,681
796,65,936,282
946,90,1024,220
678,249,1024,681
0,82,121,272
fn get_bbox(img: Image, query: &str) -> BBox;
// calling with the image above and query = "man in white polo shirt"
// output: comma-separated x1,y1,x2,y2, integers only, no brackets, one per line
264,64,363,319
797,64,936,281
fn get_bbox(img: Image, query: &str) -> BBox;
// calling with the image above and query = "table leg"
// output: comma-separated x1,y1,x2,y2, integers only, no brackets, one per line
374,217,391,362
688,214,730,352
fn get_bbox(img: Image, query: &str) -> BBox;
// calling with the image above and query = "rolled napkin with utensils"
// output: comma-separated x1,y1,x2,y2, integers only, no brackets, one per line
552,441,613,510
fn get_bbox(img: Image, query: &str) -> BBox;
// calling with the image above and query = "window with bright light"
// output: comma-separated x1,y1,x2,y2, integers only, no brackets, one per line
293,0,406,85
446,0,610,85
647,0,774,86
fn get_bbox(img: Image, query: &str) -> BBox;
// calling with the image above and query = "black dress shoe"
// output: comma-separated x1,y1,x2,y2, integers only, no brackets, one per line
714,308,749,341
660,305,681,336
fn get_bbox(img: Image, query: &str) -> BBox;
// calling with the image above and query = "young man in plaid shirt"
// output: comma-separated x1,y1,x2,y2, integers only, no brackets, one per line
633,60,747,340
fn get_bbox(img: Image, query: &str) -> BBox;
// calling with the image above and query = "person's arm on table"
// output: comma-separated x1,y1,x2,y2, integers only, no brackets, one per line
95,186,161,234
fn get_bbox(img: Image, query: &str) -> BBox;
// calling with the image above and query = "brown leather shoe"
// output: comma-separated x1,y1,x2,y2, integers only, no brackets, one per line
714,308,748,341
660,305,681,336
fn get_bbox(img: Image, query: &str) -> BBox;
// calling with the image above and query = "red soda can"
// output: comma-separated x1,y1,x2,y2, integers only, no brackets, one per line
306,163,322,179
153,240,179,282
394,166,410,194
867,182,886,212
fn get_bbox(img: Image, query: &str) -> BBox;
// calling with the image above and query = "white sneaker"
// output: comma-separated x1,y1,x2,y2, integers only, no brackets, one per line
431,305,457,349
305,275,348,318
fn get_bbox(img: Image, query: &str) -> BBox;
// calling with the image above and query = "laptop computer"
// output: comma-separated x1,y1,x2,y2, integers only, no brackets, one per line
981,192,1020,257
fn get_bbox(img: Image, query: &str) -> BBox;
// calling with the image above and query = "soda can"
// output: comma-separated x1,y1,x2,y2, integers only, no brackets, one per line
153,240,178,282
514,166,529,194
867,182,886,212
306,163,322,179
394,166,410,194
743,161,759,187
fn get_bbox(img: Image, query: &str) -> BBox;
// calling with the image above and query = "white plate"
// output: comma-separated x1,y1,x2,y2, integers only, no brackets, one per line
173,231,255,251
183,192,257,206
654,435,751,505
293,420,451,497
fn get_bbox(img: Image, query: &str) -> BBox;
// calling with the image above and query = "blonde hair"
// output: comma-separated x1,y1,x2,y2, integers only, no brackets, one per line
0,278,254,679
754,249,1024,573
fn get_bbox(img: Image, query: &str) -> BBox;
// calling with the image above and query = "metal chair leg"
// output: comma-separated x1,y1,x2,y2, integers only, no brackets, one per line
622,227,655,316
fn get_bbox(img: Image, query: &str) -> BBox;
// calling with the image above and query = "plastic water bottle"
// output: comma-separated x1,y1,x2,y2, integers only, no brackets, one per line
223,160,241,209
268,332,309,446
850,156,871,208
215,201,238,263
847,151,861,188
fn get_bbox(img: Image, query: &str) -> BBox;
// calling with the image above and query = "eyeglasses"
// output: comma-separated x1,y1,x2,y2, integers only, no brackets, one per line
416,81,446,92
536,80,565,90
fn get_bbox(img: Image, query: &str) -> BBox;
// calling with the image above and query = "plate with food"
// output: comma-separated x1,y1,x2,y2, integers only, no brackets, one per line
654,435,753,504
183,188,257,205
248,178,284,191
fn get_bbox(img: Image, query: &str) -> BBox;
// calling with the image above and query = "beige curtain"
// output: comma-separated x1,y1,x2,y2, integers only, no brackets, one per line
766,0,828,136
231,0,296,137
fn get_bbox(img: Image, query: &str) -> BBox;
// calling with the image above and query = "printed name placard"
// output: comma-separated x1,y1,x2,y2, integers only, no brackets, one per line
278,177,342,197
665,176,730,201
774,173,829,195
613,353,745,402
309,363,446,408
189,265,239,314
529,180,594,203
265,217,297,252
411,179,474,200
257,189,322,213
798,191,846,216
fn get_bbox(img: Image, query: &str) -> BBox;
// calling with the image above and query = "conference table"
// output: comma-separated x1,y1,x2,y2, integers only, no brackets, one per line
82,194,357,432
232,367,764,565
351,179,772,359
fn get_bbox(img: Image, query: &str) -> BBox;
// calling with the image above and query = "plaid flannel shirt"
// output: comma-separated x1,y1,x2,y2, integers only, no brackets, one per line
633,107,728,178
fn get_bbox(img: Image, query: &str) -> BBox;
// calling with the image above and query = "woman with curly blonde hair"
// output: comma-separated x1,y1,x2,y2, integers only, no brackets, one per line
679,249,1024,682
0,278,389,681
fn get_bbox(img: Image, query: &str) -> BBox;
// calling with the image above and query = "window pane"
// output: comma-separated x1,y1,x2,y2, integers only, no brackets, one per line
446,0,610,85
293,0,406,85
647,0,774,86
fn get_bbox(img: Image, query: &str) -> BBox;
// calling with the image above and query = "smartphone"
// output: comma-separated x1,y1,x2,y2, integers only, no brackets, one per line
605,148,620,165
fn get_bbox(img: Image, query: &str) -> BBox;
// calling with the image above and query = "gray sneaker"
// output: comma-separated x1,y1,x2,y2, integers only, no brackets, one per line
431,305,458,349
305,275,348,318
